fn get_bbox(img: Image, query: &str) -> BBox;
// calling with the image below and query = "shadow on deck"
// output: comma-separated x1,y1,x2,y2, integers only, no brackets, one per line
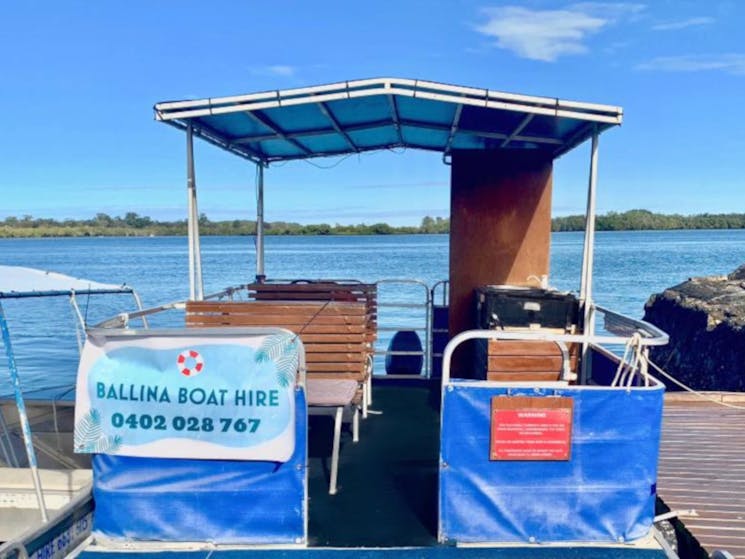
307,382,441,547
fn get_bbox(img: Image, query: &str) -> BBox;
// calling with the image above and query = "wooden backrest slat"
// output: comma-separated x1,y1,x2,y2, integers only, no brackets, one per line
186,314,366,326
185,299,373,382
304,343,367,353
188,301,366,315
186,319,367,335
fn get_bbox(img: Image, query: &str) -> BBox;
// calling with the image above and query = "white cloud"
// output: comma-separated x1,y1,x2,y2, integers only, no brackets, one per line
652,17,714,31
249,65,296,77
475,3,644,62
267,65,295,77
636,54,745,75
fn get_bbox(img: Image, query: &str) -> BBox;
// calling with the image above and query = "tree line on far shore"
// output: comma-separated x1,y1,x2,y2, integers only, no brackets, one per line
1,210,745,238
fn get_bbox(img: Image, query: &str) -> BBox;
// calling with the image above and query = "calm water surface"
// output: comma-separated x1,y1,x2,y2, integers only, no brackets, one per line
1,230,744,394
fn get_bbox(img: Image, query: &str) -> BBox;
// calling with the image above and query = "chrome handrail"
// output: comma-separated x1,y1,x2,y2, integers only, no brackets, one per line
441,309,669,385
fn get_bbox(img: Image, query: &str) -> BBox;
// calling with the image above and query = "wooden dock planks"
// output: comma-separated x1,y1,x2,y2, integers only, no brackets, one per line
658,393,745,558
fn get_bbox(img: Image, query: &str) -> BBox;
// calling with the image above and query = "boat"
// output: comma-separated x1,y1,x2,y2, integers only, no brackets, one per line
1,78,684,559
0,266,142,547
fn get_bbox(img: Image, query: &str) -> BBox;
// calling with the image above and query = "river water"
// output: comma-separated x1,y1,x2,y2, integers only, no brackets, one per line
1,230,744,395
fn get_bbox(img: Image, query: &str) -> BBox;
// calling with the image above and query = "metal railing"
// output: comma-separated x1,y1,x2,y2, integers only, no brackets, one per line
429,280,449,377
440,305,669,385
92,281,668,388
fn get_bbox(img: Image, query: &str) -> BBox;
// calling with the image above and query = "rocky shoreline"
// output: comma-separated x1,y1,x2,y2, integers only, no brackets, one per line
643,264,745,391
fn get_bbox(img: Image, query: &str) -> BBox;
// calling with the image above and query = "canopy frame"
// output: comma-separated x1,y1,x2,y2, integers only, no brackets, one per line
155,78,622,165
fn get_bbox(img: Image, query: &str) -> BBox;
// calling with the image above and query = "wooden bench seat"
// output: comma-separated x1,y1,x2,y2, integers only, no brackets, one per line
185,296,376,495
186,300,372,391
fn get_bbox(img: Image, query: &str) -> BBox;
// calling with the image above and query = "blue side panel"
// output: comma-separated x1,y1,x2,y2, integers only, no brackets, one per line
77,545,668,559
439,383,663,544
92,389,307,544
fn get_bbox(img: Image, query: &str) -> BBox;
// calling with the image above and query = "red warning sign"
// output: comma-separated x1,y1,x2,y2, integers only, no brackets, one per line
490,396,573,461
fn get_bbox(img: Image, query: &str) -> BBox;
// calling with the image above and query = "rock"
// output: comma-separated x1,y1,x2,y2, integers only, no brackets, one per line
728,263,745,281
643,265,745,391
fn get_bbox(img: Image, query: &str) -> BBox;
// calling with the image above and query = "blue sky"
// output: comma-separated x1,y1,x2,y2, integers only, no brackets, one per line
1,1,743,225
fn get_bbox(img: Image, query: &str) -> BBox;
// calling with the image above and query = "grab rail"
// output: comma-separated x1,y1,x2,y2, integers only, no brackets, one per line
441,308,668,385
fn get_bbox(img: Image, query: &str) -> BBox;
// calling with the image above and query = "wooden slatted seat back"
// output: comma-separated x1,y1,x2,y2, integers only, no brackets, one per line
486,338,579,382
244,282,377,343
185,300,371,385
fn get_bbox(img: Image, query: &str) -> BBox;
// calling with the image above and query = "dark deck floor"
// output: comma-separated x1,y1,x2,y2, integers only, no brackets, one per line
658,392,745,559
307,381,441,547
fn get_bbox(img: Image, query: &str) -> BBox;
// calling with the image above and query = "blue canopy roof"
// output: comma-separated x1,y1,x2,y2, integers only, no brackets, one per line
154,78,623,165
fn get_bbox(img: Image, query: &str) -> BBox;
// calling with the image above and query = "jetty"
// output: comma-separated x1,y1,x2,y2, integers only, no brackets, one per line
659,392,745,558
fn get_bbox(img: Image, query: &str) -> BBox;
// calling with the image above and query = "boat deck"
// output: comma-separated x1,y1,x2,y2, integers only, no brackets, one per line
307,381,440,547
659,392,745,558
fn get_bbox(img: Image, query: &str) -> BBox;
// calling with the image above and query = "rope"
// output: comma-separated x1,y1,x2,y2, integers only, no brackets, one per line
611,332,644,387
291,298,333,342
648,358,745,410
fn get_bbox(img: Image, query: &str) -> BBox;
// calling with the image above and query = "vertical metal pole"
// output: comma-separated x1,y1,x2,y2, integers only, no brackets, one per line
131,291,148,328
191,193,204,301
187,126,204,301
186,124,197,301
425,289,432,378
579,128,599,383
256,163,266,281
0,302,48,521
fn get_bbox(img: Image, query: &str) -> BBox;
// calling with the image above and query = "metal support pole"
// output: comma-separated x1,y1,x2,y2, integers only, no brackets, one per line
579,128,599,383
256,163,266,282
186,124,196,301
186,124,204,300
131,291,148,329
0,302,48,521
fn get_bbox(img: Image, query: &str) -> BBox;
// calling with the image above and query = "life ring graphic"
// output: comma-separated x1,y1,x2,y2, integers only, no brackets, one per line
177,350,204,377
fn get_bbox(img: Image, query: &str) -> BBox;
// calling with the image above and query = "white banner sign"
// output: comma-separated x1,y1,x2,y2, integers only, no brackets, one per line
74,330,299,462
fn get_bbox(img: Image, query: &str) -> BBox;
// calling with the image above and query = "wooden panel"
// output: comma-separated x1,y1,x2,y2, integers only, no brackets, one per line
488,355,564,372
489,339,571,355
296,333,369,344
304,371,367,380
304,343,367,353
306,362,365,373
487,371,561,382
305,352,367,363
253,292,367,301
186,314,365,326
186,318,367,334
246,282,375,292
484,338,579,383
449,150,553,378
187,301,367,315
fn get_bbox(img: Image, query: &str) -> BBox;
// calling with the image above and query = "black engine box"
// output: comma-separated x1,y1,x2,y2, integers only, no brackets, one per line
475,286,580,331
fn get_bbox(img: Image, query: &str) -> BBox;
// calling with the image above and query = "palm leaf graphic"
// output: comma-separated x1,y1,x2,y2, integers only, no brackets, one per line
74,408,103,451
274,351,299,387
89,435,123,454
255,333,296,363
255,333,299,386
